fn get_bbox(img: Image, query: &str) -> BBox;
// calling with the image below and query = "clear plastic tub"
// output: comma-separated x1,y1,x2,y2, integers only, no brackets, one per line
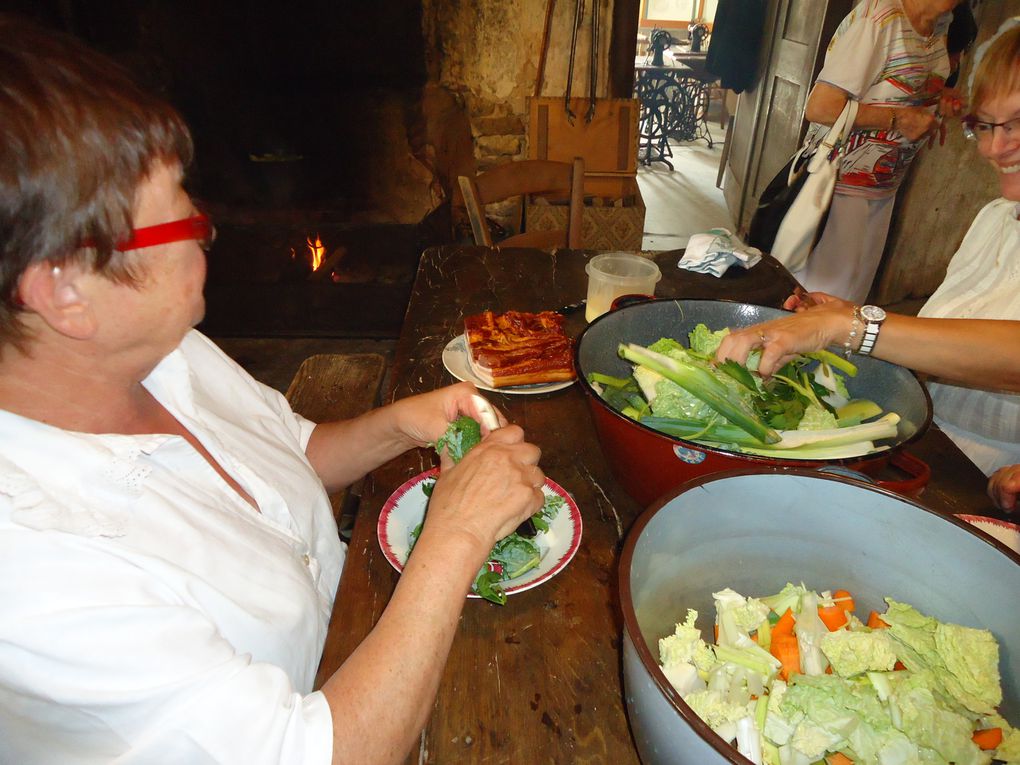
584,253,662,323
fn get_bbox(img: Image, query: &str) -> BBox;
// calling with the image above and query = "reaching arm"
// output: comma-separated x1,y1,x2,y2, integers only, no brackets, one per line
716,300,1020,391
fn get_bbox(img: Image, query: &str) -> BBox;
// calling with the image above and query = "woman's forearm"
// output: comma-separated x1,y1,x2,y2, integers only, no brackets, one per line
871,316,1020,391
804,82,933,140
320,527,486,765
304,406,413,494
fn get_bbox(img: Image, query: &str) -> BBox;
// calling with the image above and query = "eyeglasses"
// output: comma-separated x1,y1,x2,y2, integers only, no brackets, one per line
114,212,216,252
81,212,216,252
962,114,1020,142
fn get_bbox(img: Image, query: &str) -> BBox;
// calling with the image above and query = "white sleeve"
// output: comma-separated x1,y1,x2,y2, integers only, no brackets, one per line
816,13,888,100
0,527,333,765
184,332,318,451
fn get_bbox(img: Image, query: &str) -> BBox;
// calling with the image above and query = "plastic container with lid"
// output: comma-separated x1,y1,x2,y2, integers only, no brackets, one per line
584,253,662,323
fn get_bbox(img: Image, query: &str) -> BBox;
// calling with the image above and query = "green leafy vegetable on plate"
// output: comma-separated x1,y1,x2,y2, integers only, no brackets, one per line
409,415,564,606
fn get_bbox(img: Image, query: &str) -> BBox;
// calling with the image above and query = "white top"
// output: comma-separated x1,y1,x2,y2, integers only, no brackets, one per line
814,0,950,199
919,198,1020,475
0,331,345,764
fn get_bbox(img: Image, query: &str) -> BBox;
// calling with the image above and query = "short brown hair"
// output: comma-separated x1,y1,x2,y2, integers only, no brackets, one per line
972,24,1020,111
0,14,193,345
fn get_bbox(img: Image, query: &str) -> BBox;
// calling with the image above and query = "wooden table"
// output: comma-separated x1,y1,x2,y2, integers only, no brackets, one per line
315,247,1005,763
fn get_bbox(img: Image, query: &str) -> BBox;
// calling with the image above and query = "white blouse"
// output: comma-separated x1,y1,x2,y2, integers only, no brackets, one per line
918,198,1020,475
0,331,345,764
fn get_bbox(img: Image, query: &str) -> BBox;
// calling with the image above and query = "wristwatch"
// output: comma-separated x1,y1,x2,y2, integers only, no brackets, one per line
857,305,887,356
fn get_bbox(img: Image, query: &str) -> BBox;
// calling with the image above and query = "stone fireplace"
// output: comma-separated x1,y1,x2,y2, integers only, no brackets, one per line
11,0,637,335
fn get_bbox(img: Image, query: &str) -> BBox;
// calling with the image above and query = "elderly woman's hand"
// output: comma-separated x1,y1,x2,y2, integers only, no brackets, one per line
715,302,858,378
391,382,509,454
987,464,1020,513
894,105,939,142
425,425,545,548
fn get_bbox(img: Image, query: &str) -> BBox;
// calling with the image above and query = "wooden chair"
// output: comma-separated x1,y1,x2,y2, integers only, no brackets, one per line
457,157,585,249
285,353,386,539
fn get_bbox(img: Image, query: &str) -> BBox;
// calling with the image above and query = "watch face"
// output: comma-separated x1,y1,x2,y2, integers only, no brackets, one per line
861,305,887,322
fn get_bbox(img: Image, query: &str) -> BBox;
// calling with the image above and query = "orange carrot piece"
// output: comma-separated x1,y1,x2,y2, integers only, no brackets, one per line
893,661,907,671
826,753,854,765
771,633,800,681
832,589,855,612
714,624,719,642
818,604,849,631
867,610,889,629
973,727,1003,750
773,608,796,637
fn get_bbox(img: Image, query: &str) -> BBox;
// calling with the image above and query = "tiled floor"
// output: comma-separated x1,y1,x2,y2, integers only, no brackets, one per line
638,140,735,251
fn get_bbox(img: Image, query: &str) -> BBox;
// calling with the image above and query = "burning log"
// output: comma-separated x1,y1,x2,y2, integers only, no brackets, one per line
308,245,347,281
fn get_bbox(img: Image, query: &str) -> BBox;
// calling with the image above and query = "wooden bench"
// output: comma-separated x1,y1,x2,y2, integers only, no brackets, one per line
285,353,387,537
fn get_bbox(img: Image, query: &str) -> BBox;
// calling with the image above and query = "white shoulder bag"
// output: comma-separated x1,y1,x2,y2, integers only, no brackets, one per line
771,99,860,273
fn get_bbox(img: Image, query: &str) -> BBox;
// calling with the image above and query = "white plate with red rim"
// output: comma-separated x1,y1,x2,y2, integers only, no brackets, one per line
956,514,1020,554
378,467,583,598
441,334,575,395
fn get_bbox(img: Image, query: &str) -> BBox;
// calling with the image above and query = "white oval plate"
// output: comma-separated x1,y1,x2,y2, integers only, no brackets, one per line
378,467,583,598
956,514,1020,555
441,334,575,395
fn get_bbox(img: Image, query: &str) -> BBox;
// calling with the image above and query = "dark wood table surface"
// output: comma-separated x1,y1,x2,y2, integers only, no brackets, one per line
315,246,1006,763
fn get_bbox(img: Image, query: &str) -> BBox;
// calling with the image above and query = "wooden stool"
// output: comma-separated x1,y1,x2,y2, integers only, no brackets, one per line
285,353,387,538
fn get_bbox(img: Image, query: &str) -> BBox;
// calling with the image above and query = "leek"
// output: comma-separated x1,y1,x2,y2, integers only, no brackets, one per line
805,349,858,377
619,344,781,444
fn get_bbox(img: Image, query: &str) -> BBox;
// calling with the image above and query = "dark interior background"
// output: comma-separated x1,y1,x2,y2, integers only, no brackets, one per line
3,0,428,211
3,0,435,336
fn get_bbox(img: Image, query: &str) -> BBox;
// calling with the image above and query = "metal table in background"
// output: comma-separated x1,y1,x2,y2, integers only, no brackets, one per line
634,63,717,168
313,246,1005,763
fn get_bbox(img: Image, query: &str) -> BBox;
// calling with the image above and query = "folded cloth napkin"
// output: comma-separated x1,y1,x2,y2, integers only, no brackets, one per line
678,228,762,277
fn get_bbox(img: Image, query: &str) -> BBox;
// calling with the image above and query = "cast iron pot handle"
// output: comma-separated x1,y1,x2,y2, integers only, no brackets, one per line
872,451,931,498
819,452,931,498
610,293,656,311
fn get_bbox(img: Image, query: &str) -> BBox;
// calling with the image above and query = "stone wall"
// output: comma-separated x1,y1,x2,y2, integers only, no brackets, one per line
423,0,614,171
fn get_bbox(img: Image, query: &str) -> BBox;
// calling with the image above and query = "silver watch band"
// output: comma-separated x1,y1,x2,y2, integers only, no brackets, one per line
858,321,881,356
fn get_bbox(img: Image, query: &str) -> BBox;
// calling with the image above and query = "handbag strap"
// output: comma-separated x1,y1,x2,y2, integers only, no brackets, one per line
807,99,859,173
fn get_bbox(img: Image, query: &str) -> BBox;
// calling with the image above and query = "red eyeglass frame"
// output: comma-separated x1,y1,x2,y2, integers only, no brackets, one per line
81,212,215,252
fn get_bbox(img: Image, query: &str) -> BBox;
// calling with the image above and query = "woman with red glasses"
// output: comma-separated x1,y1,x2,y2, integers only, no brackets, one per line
717,18,1020,513
0,16,544,765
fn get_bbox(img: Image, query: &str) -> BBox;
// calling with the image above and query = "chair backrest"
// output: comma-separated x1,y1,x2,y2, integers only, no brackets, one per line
457,157,585,249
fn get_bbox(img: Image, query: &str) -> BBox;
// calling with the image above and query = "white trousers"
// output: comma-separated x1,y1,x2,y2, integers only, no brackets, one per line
791,192,897,303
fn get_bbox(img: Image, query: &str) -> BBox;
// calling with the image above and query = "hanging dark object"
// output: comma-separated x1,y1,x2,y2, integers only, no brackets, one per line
705,0,766,94
564,0,585,122
586,0,600,122
535,0,558,97
564,0,601,123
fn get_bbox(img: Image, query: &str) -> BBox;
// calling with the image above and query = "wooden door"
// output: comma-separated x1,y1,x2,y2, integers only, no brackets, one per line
722,0,851,232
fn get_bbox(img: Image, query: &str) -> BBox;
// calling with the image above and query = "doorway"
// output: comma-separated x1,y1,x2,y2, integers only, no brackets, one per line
632,0,734,249
619,0,851,249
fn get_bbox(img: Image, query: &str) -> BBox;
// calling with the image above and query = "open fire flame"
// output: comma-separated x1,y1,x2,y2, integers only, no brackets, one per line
306,234,326,271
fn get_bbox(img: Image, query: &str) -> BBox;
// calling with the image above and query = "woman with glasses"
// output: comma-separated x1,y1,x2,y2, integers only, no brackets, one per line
717,18,1020,513
791,0,962,304
0,16,544,765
